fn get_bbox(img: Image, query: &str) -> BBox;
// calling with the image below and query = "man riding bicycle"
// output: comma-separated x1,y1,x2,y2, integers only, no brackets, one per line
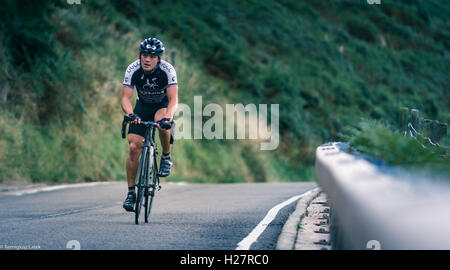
121,37,178,212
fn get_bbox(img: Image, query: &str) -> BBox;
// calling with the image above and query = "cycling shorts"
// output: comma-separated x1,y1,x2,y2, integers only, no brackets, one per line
128,98,168,138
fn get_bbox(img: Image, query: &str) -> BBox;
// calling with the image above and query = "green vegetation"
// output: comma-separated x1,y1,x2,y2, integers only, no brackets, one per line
0,0,448,184
342,118,449,175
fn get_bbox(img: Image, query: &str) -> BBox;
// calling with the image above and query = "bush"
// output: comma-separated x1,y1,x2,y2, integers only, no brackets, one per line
0,0,57,70
342,119,448,170
344,16,379,43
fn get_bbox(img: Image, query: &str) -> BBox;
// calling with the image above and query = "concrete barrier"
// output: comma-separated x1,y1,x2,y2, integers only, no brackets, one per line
315,142,450,250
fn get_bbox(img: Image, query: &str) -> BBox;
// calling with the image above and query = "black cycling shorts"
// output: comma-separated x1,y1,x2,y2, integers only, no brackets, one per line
128,98,168,138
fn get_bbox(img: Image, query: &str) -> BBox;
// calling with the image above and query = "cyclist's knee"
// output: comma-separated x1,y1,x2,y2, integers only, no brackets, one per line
128,134,143,156
129,142,142,158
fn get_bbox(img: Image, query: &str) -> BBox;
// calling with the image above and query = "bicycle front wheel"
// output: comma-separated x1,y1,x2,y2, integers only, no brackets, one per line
144,147,155,223
144,186,155,223
135,146,149,225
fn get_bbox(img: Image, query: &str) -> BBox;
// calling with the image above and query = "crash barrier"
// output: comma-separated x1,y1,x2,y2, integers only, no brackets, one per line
315,142,450,250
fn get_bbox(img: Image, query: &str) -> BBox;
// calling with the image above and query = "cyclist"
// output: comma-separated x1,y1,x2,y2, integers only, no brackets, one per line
121,37,178,212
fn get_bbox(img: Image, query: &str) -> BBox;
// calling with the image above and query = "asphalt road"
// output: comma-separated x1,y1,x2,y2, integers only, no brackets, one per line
0,181,317,250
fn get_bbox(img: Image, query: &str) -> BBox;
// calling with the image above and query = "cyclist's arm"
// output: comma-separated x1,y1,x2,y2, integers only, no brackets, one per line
121,87,134,115
122,60,139,115
165,85,178,121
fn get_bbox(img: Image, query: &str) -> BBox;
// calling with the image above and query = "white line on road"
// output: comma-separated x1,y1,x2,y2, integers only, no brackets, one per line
236,187,319,250
1,182,114,196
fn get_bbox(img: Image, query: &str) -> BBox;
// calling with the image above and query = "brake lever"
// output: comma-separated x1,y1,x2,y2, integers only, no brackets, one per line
121,114,133,139
121,119,127,139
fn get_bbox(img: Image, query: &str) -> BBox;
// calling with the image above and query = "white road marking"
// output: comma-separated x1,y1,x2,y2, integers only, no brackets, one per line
236,187,318,250
1,181,187,196
1,182,114,196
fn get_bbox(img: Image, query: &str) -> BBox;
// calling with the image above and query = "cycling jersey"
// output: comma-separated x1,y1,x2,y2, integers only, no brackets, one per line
122,59,178,104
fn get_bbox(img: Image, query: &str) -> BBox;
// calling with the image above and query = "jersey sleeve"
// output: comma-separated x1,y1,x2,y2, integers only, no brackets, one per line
122,60,140,89
167,68,178,88
122,70,134,89
161,61,178,88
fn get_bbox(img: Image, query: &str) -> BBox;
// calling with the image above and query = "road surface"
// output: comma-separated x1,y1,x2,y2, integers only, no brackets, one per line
0,181,316,250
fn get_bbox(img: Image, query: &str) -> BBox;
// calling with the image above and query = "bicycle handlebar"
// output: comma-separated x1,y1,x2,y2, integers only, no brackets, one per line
121,115,158,139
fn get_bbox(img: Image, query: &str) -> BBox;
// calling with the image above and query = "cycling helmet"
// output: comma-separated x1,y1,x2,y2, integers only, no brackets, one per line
139,38,165,56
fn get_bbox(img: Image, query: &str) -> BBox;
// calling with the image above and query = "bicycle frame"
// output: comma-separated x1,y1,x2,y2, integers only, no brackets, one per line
122,116,161,224
137,122,160,191
136,122,161,224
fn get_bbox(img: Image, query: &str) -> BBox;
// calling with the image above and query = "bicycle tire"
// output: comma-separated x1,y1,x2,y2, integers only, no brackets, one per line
145,165,158,222
144,147,155,223
144,186,155,223
135,146,149,225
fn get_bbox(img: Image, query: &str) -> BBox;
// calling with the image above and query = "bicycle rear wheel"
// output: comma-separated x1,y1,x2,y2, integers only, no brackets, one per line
135,146,149,225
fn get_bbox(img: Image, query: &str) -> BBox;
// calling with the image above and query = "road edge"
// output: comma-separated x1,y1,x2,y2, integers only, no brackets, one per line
275,187,321,250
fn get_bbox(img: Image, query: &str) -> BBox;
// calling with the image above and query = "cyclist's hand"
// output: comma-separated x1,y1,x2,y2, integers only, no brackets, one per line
157,118,172,130
127,113,141,124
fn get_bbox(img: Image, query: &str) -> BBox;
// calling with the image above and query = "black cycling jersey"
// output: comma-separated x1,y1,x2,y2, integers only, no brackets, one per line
122,59,177,104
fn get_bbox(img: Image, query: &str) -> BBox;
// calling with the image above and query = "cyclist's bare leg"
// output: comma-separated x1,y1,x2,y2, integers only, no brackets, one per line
126,133,144,188
154,108,171,154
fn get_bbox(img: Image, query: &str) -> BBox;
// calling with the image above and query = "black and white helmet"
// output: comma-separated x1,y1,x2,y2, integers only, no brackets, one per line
139,38,165,56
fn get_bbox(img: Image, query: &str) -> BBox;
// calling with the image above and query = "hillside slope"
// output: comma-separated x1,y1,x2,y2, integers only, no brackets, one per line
0,0,448,183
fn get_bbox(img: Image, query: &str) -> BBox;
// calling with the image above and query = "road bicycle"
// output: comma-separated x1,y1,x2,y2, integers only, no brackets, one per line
121,115,161,224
